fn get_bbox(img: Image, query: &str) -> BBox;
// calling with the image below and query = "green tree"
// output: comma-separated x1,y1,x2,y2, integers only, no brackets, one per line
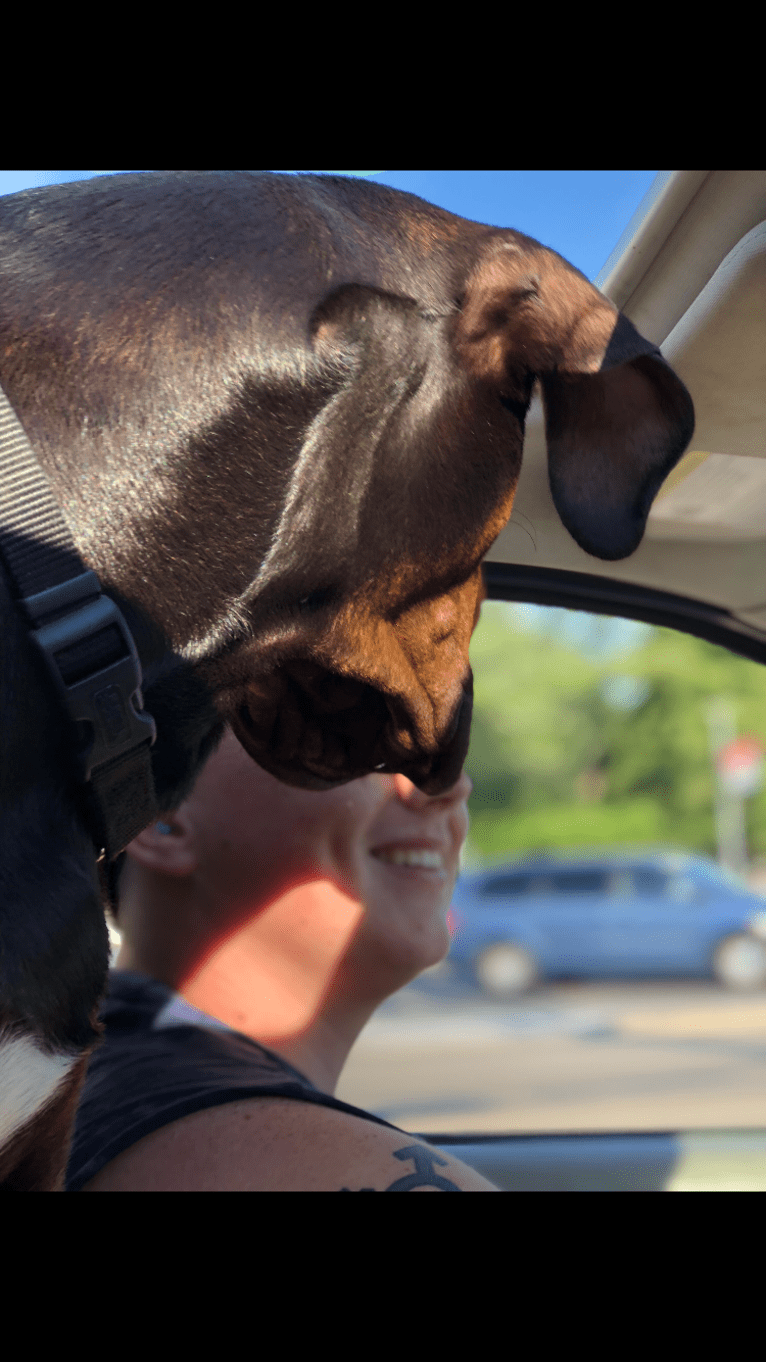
464,603,766,865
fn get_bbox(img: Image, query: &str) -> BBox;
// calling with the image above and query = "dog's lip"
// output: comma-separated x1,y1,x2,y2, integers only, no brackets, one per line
238,745,355,791
230,699,368,786
228,670,472,796
230,717,370,790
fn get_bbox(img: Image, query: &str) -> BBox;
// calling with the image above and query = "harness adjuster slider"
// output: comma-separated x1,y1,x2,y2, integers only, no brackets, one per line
23,571,157,783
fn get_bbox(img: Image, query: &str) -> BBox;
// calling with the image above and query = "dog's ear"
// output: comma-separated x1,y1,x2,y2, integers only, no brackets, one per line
455,241,695,562
540,312,695,560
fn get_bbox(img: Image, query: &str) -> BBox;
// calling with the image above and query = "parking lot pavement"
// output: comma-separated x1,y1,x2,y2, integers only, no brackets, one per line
369,966,766,1041
359,999,614,1046
615,998,766,1039
337,971,766,1134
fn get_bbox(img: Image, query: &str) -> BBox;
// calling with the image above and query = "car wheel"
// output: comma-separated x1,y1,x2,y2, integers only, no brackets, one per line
475,942,539,998
711,934,766,991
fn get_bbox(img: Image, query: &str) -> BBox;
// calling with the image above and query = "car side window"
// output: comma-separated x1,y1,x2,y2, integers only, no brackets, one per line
481,874,551,897
550,871,610,894
668,876,698,901
608,871,634,897
631,869,669,895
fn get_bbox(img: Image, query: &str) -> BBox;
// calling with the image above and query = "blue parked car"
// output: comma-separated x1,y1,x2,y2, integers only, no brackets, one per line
447,849,766,998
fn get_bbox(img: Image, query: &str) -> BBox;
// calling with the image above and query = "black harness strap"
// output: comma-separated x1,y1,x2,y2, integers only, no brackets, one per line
0,383,158,860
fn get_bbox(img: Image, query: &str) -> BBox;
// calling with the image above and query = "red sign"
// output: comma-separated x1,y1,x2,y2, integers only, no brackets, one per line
716,736,764,772
716,736,765,796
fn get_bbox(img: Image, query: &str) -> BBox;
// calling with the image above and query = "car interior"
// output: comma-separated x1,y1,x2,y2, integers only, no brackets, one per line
332,170,766,1191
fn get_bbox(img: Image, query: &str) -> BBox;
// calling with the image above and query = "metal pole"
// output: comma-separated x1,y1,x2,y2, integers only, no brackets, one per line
705,696,748,873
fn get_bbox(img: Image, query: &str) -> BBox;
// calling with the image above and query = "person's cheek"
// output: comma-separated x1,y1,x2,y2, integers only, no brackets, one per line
454,803,470,854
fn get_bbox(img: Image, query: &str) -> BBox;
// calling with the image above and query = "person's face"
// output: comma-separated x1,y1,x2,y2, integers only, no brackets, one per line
182,728,471,978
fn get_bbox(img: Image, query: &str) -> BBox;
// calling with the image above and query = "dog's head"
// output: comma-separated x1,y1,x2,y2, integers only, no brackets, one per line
0,175,693,802
206,220,694,797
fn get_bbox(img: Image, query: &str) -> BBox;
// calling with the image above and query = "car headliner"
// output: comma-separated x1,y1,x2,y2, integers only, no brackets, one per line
483,171,766,663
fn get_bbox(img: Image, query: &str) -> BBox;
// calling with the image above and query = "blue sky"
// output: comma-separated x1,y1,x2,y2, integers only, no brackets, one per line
0,170,659,656
0,170,659,283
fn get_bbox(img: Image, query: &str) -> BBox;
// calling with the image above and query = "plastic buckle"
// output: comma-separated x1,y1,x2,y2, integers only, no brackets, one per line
22,570,157,782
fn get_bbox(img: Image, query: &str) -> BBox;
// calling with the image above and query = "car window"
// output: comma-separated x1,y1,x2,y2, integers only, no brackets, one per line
481,874,551,897
550,871,610,894
337,601,766,1139
699,861,751,893
631,869,669,895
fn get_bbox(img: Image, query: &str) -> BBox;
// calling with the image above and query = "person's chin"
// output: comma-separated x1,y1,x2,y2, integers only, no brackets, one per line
371,861,450,915
365,872,453,976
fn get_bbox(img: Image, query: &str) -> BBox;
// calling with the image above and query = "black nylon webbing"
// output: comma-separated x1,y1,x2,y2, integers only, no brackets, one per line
0,383,158,860
0,395,85,595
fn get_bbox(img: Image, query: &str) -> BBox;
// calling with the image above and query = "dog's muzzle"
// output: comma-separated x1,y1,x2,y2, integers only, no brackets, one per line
228,663,474,796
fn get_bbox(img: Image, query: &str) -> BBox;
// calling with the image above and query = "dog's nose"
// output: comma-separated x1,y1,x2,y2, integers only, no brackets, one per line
392,683,474,795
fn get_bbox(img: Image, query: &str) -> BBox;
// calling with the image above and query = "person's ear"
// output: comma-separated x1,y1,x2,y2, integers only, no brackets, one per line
125,811,198,877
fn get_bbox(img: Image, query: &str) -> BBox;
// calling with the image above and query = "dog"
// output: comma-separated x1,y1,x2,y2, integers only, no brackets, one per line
0,171,694,1189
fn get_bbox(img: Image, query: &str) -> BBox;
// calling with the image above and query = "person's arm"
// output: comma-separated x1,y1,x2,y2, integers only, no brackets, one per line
80,1097,499,1191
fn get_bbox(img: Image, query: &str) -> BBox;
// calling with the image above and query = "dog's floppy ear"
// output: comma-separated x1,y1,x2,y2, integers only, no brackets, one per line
540,311,695,560
455,239,695,562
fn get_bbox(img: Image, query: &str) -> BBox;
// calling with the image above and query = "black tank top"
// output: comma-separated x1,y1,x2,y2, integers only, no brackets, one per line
65,969,404,1191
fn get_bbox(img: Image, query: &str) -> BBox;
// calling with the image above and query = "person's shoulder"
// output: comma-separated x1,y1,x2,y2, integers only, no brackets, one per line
79,1096,499,1191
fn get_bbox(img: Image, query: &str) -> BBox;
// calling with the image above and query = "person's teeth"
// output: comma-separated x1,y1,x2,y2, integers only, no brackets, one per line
374,849,444,868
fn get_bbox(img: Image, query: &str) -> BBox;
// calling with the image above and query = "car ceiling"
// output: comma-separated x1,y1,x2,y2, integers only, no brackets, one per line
484,170,766,662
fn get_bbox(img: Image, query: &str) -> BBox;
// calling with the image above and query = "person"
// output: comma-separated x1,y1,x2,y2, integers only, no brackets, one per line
66,727,498,1191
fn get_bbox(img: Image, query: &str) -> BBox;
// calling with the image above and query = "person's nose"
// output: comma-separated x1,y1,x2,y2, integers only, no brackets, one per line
393,770,473,809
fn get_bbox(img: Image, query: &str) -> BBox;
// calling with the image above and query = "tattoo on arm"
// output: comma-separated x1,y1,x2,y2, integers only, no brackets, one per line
340,1144,461,1192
